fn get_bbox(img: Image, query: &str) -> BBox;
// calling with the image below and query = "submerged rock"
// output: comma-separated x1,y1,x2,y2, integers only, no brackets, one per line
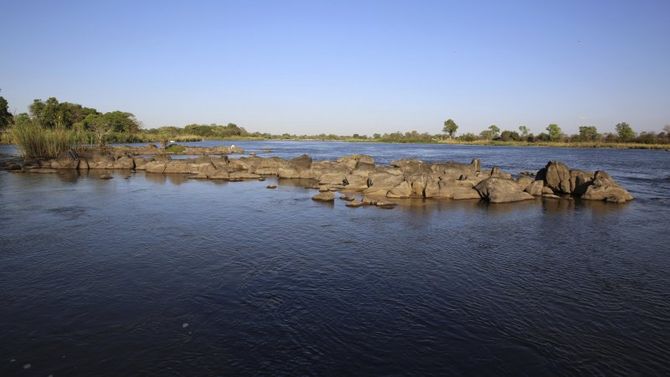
312,192,335,202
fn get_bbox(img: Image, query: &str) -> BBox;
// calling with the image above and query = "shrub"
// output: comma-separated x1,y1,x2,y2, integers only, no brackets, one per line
11,121,84,159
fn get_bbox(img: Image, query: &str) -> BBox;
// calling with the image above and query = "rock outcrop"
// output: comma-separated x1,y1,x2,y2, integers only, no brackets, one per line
9,149,634,205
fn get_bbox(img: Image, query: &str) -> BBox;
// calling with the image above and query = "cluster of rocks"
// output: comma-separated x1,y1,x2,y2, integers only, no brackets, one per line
114,144,244,156
7,149,634,204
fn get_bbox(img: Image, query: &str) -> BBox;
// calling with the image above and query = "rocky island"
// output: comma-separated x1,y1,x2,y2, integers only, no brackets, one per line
1,145,634,207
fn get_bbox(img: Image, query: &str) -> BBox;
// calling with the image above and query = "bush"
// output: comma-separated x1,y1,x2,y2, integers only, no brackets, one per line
11,122,84,159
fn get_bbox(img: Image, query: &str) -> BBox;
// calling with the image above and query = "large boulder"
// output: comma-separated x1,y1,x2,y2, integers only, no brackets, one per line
163,160,194,174
277,154,314,179
387,181,412,198
344,174,369,191
540,161,572,194
525,180,544,196
144,161,168,174
406,174,430,197
364,170,404,196
50,151,79,169
516,175,535,191
319,173,347,186
475,177,534,203
337,154,375,170
433,179,481,200
113,156,135,169
581,171,634,203
569,169,594,196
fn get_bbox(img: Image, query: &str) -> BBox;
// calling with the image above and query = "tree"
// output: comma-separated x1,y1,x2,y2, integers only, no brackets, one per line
0,96,12,131
479,130,494,140
102,111,140,133
578,126,599,141
488,124,500,138
518,125,529,137
615,122,635,141
84,114,112,148
500,130,520,141
664,125,670,134
546,124,562,141
443,119,458,138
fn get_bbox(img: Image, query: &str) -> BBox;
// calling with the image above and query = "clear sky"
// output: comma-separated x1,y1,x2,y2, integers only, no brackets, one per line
1,0,669,135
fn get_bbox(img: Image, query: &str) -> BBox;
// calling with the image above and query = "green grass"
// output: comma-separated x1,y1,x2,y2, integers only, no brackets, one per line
11,124,85,159
165,144,186,153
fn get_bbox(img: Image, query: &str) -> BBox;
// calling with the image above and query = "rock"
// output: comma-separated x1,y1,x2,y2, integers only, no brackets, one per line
258,177,266,181
266,184,277,189
424,179,440,198
340,194,355,201
471,159,481,172
144,161,167,174
570,169,593,195
344,174,369,191
229,171,261,180
99,174,113,180
542,161,572,193
163,161,193,174
475,177,534,203
407,174,429,197
113,156,135,169
433,180,480,200
27,168,58,174
490,166,512,180
375,201,397,209
337,154,375,170
291,154,313,170
542,193,560,199
319,173,347,186
581,171,634,203
364,171,404,196
525,180,544,196
208,169,230,180
346,200,365,208
387,181,412,198
516,175,534,191
312,192,335,202
132,158,147,170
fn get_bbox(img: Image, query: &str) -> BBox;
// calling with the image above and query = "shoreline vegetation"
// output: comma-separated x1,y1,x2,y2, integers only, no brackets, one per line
1,96,669,160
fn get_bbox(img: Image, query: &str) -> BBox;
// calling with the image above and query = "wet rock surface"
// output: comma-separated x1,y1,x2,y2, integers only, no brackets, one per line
4,149,634,204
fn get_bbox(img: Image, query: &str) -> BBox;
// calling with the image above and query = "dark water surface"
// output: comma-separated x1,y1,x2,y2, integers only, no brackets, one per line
1,142,670,376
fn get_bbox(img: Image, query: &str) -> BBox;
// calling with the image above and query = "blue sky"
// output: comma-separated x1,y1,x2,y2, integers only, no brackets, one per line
1,0,669,135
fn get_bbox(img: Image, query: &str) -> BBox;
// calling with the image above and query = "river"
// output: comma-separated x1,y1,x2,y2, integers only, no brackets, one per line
1,141,669,376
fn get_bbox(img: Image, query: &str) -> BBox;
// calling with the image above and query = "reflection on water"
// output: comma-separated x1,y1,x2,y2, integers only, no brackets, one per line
1,143,669,377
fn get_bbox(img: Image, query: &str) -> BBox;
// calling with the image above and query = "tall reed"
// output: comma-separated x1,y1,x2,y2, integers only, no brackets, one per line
11,123,85,159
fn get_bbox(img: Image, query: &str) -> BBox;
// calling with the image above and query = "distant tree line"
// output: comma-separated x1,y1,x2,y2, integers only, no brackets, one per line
1,95,669,148
443,119,670,145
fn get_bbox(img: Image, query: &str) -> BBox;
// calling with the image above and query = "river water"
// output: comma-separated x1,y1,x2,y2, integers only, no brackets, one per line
1,141,669,376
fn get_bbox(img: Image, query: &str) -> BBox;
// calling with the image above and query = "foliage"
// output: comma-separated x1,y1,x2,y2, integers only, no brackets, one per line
546,124,562,141
11,116,84,159
488,125,500,138
442,119,458,138
615,122,635,141
518,125,529,137
500,130,521,141
578,126,599,141
0,96,13,130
